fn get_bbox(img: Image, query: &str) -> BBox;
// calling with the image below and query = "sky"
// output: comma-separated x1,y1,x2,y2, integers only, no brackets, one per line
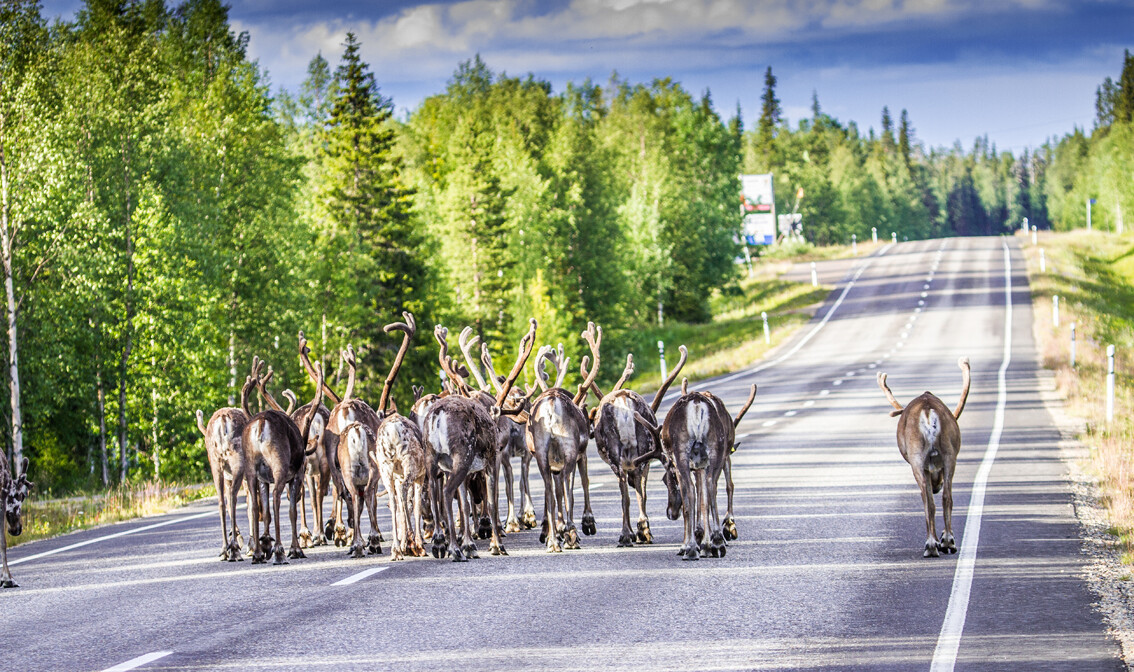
40,0,1134,153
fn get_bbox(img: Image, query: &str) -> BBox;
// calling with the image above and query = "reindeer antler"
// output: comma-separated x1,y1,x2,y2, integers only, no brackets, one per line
281,389,298,415
378,312,416,414
458,326,490,391
300,361,326,455
434,325,470,395
650,345,687,413
340,344,359,402
579,355,605,400
572,322,601,405
298,331,341,404
256,365,287,413
630,411,665,468
493,318,538,406
876,372,904,417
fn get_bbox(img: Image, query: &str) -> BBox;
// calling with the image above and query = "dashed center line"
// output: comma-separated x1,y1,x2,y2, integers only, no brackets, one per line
784,410,797,417
819,390,830,396
331,566,389,586
762,420,778,428
102,651,174,672
803,400,815,407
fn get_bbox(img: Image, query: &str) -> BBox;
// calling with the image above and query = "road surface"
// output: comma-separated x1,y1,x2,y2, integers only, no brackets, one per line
2,236,1122,671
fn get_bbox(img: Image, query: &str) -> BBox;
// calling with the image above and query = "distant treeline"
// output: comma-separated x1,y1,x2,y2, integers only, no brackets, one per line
1,0,1130,489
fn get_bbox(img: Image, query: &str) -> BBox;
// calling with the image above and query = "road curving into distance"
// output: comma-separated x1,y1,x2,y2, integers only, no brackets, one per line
2,236,1123,672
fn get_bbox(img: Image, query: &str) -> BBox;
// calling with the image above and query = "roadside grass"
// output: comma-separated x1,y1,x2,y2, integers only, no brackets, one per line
1023,229,1134,562
622,260,830,393
13,482,215,548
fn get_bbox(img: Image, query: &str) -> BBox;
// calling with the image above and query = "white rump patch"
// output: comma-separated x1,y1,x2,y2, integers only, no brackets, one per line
534,398,571,438
611,396,636,446
919,409,941,447
686,400,710,442
253,419,271,453
428,412,451,455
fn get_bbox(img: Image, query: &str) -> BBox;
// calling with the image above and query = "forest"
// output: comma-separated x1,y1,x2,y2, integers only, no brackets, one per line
2,0,1132,490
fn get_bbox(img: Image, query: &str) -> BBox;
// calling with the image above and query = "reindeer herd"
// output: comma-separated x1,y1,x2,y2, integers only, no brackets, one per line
0,309,975,587
191,314,757,565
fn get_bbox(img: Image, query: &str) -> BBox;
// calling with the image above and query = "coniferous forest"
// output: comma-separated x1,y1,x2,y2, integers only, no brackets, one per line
2,0,1132,489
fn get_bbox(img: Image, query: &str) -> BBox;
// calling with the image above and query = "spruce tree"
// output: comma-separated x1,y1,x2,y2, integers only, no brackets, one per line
898,109,912,168
757,66,781,166
1116,49,1134,124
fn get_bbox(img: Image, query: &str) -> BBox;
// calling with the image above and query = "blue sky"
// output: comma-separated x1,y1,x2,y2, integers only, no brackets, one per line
41,0,1134,153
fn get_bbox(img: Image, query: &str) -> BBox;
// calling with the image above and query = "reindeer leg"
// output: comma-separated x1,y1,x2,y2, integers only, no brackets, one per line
722,454,738,541
366,469,382,555
227,475,244,561
617,475,634,547
677,464,699,561
311,474,327,547
578,450,596,536
346,480,366,559
411,479,427,557
520,451,537,529
383,468,402,560
634,465,653,544
537,457,561,552
298,473,312,549
501,451,520,533
287,472,307,560
271,482,288,565
707,469,726,558
247,476,266,563
487,458,507,556
563,463,581,550
398,476,414,558
214,470,230,560
457,481,479,559
914,467,939,558
444,476,466,562
1,517,16,588
938,458,957,554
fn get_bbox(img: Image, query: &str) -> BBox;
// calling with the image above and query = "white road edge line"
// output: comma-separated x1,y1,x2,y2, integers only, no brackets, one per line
11,511,214,566
101,651,174,672
331,566,389,586
670,245,892,397
930,240,1012,672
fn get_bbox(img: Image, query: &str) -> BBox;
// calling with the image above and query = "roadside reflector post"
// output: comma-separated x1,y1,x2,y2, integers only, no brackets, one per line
1070,322,1076,369
762,311,770,344
891,231,897,245
658,340,667,380
1107,344,1116,424
852,234,857,256
811,262,818,287
872,227,877,244
1053,295,1060,328
1040,248,1046,273
1031,225,1038,245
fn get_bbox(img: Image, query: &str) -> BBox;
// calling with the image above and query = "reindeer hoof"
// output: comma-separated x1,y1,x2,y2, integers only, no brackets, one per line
539,522,549,545
490,541,507,556
259,534,274,556
323,520,336,542
522,509,537,529
251,553,267,565
546,541,562,553
477,516,492,540
431,534,447,559
617,532,634,547
462,543,479,559
923,541,941,558
681,546,700,561
694,526,705,544
349,545,365,559
368,534,382,555
451,547,468,562
504,518,522,533
287,548,305,560
564,527,581,550
234,530,245,549
298,528,313,548
937,533,957,554
390,549,405,561
333,524,349,547
581,513,596,536
273,550,288,565
708,531,726,558
722,516,738,541
0,578,18,588
635,521,653,544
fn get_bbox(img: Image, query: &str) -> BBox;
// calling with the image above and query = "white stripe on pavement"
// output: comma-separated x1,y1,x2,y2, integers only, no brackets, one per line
11,511,213,566
930,241,1013,671
331,566,389,586
101,651,173,671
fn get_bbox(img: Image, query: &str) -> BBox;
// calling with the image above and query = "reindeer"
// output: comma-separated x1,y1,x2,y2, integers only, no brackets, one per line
373,313,428,560
297,332,350,545
459,326,536,534
1,454,31,588
241,360,324,564
877,357,971,558
281,387,333,549
195,370,259,561
588,345,687,547
525,323,602,552
421,319,536,561
634,381,756,560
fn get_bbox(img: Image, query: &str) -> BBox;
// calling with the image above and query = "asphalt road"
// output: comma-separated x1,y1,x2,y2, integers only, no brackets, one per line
3,236,1123,672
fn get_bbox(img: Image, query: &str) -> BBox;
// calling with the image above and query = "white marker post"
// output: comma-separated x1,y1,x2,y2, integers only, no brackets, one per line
852,234,857,256
891,231,897,244
1070,322,1076,369
810,262,818,287
1040,248,1046,273
1022,216,1029,234
1031,225,1037,245
1087,198,1094,231
762,311,770,344
1107,345,1116,424
1052,295,1060,327
872,226,877,244
658,340,667,380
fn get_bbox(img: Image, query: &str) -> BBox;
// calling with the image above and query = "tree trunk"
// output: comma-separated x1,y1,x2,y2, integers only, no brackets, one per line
118,142,135,483
97,365,108,486
0,114,24,466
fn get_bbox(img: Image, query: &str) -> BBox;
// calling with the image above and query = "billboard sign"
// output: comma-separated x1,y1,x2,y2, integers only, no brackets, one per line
740,173,775,245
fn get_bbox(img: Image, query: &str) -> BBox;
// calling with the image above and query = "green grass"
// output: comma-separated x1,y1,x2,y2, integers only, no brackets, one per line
13,482,215,548
1024,229,1134,563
